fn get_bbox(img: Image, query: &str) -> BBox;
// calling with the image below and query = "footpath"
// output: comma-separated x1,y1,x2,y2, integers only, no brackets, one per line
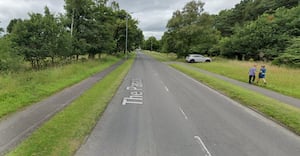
173,62,300,109
0,60,124,155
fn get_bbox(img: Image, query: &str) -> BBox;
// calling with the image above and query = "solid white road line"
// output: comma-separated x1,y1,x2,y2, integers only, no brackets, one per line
179,107,188,120
194,135,212,156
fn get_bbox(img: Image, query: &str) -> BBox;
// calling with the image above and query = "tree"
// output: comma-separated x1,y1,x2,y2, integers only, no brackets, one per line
163,0,220,57
113,10,143,53
143,36,160,51
11,7,72,68
0,21,3,35
219,5,300,61
64,0,95,59
273,37,300,67
0,36,22,71
6,19,22,33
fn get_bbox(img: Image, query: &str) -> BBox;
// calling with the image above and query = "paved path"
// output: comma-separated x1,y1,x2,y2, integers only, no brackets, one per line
171,62,300,109
0,60,124,155
76,52,300,156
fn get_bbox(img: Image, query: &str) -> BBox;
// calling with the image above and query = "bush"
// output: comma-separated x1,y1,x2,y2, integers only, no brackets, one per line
273,37,300,68
0,37,23,72
273,53,300,68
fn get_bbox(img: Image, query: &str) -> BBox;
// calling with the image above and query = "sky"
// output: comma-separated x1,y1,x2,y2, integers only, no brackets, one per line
0,0,241,39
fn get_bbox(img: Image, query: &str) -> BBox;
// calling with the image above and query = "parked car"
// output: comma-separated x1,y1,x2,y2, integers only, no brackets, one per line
185,54,211,63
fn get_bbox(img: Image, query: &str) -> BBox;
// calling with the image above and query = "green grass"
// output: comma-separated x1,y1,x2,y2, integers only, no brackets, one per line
189,59,300,99
171,64,300,135
143,50,178,62
0,56,120,119
144,51,300,99
7,57,134,156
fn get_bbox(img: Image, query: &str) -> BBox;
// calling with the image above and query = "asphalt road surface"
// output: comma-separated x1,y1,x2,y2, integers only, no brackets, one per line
76,52,300,156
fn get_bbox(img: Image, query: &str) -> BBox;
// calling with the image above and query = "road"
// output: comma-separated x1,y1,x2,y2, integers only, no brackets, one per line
76,52,300,156
173,62,300,109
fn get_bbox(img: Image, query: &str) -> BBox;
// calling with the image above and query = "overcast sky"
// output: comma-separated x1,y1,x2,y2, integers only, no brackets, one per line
0,0,241,39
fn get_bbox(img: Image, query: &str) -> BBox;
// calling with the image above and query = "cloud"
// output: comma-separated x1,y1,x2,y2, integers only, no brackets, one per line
0,0,64,31
0,0,241,39
116,0,241,39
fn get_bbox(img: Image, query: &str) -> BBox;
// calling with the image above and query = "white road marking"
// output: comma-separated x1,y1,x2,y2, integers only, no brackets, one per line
170,65,299,138
164,86,169,92
179,107,188,120
194,136,212,156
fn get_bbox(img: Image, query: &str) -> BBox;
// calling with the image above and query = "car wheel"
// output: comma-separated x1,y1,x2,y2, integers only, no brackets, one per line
205,60,211,62
190,59,195,63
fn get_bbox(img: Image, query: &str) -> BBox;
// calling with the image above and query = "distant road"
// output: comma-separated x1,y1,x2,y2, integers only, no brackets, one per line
76,52,300,156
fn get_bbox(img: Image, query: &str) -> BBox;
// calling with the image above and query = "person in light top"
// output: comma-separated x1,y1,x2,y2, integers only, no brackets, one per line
248,64,257,84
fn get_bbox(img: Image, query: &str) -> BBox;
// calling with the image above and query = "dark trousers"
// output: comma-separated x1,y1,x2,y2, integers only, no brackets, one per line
249,75,255,83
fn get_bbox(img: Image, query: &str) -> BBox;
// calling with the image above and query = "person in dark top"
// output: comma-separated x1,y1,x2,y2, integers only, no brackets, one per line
257,65,267,84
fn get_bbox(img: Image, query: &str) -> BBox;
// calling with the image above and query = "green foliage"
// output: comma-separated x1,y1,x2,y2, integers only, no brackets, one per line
219,5,300,62
64,0,143,56
143,36,160,51
10,7,72,69
113,10,143,53
0,37,22,71
162,0,221,58
214,0,299,36
6,19,22,33
273,37,300,67
0,21,3,34
5,0,143,71
7,57,133,156
0,56,120,119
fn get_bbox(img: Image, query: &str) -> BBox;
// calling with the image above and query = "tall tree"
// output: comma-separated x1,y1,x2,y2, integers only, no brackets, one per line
143,36,160,51
163,0,220,57
0,21,3,35
6,19,22,33
64,0,95,59
11,7,72,68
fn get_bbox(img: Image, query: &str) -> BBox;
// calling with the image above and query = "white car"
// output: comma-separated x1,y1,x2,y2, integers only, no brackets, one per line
186,54,211,63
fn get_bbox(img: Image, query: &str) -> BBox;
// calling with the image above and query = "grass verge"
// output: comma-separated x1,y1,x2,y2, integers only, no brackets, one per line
143,50,178,62
189,60,300,99
171,64,300,135
0,56,120,119
7,57,134,156
144,51,300,99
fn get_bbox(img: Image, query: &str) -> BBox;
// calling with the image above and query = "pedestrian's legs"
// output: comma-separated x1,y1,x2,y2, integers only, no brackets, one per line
263,78,266,84
252,75,255,83
249,75,252,83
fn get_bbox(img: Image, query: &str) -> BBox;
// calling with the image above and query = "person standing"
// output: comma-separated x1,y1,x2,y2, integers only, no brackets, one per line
257,65,267,84
249,64,257,84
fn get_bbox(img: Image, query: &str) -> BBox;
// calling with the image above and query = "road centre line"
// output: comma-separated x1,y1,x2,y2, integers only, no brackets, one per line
179,107,188,120
194,136,212,156
168,65,300,137
164,86,169,92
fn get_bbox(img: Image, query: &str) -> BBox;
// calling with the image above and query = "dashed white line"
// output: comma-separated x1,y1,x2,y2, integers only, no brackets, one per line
179,107,188,120
194,136,212,156
164,86,169,92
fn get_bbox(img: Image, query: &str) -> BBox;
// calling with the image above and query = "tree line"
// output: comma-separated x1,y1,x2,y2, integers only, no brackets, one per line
0,0,143,71
146,0,299,67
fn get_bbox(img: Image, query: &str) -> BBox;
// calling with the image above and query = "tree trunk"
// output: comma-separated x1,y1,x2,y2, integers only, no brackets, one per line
88,53,95,59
